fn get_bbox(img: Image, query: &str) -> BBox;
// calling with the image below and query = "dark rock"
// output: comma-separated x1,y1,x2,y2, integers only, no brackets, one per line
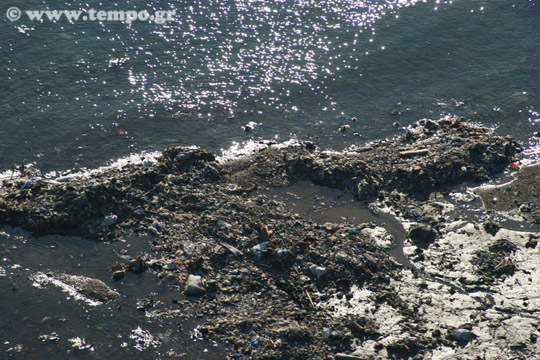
525,239,538,249
409,224,436,246
454,329,475,344
483,220,500,236
112,270,125,281
187,257,204,272
303,141,316,151
205,279,219,293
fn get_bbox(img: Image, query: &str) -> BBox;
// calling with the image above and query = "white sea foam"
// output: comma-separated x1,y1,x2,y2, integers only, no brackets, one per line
30,272,103,307
217,138,300,162
0,138,305,188
0,150,162,188
130,326,159,351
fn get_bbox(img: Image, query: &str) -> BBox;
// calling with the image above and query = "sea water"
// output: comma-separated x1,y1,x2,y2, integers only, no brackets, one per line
1,0,539,173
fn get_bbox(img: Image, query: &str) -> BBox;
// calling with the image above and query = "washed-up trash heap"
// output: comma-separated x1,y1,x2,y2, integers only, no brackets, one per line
0,117,522,359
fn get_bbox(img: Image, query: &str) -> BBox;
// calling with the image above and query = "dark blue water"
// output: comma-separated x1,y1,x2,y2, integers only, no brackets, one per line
0,229,229,359
1,0,539,173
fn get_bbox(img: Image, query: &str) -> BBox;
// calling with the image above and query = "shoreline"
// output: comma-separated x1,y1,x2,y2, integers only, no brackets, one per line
2,117,539,359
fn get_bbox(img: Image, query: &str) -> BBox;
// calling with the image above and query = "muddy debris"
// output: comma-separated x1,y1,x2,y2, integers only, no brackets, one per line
31,272,120,304
75,277,120,302
1,117,533,359
476,163,540,223
473,238,518,281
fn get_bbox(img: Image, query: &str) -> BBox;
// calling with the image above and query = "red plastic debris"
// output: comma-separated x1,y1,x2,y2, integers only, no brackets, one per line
509,163,520,170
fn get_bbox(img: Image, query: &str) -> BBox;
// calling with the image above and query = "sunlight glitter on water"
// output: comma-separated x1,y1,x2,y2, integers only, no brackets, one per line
136,0,430,114
2,0,539,174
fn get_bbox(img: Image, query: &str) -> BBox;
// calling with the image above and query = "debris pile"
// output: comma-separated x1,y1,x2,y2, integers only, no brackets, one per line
1,117,531,359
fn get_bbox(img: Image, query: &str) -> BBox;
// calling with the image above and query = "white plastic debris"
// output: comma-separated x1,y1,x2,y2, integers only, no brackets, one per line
100,214,118,227
308,264,327,279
